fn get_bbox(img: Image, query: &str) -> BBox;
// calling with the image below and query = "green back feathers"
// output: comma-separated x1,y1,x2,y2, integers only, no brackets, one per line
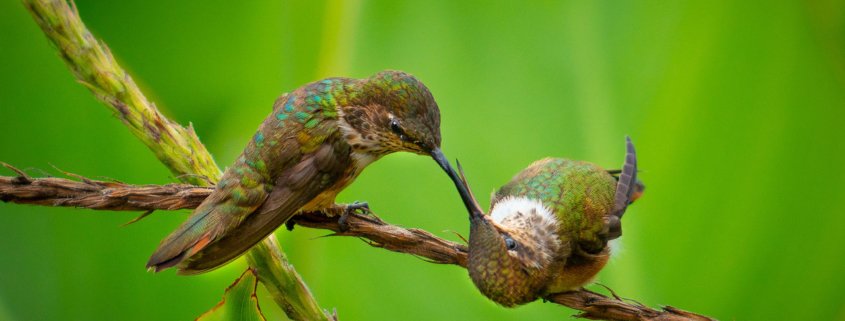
493,158,617,245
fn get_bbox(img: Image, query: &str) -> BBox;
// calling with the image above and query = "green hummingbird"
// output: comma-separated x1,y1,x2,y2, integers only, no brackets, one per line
450,137,643,306
147,70,460,274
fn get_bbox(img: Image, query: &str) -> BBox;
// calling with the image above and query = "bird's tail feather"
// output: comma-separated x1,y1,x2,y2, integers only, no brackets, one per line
607,136,638,240
146,204,228,272
174,187,301,274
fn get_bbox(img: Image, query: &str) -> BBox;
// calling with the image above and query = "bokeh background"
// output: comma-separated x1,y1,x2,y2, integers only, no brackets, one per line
1,1,844,320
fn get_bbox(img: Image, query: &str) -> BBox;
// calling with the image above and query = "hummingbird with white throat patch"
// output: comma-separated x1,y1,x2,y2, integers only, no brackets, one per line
450,137,643,306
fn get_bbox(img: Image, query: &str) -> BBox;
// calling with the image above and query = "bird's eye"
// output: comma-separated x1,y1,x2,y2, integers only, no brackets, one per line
390,119,402,134
390,118,411,142
504,236,517,250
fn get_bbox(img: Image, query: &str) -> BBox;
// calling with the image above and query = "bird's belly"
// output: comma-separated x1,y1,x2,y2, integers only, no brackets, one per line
299,164,364,213
546,249,610,293
299,149,377,213
301,187,344,212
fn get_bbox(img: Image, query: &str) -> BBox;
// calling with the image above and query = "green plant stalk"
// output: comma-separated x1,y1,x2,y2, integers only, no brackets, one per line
23,1,333,320
23,0,217,187
247,238,333,321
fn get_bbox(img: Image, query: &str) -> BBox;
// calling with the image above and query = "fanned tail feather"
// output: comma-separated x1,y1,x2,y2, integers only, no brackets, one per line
607,136,638,240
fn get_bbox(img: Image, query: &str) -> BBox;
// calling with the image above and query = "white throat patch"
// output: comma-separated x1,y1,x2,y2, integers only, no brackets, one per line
490,196,558,227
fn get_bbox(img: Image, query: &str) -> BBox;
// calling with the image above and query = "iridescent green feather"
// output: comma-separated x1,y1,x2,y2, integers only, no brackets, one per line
148,77,352,272
148,70,443,274
493,158,617,249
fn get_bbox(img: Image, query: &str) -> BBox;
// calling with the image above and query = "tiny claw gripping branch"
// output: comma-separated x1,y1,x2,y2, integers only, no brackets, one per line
338,201,371,232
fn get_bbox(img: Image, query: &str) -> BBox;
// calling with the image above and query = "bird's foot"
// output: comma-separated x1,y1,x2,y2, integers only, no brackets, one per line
285,219,297,231
337,201,371,232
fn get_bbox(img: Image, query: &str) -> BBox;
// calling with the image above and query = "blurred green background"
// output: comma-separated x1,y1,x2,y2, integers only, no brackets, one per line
1,1,844,320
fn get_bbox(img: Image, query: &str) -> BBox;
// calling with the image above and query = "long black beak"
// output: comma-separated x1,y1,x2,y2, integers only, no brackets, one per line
430,148,485,220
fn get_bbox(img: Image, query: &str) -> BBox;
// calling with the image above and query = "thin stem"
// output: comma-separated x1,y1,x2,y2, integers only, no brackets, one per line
247,238,335,321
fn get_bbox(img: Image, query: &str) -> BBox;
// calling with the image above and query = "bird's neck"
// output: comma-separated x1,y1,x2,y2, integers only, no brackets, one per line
336,104,390,160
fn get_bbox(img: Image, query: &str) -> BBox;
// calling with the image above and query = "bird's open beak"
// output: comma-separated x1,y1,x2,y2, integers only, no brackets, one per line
430,148,485,220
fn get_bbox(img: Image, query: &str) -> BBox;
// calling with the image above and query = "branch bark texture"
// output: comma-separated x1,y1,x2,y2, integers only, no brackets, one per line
0,173,716,321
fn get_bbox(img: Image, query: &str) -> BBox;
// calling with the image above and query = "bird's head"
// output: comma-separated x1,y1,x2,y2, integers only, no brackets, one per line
447,163,562,307
339,70,442,158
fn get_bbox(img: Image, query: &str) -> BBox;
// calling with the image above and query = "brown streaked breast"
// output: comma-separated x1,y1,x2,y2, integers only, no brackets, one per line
545,248,610,293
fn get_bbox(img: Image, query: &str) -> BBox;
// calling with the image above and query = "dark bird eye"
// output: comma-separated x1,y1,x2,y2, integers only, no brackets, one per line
504,236,517,250
390,118,412,142
390,119,402,134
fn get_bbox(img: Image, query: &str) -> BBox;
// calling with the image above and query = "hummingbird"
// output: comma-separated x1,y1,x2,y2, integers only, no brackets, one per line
450,137,643,307
147,70,460,274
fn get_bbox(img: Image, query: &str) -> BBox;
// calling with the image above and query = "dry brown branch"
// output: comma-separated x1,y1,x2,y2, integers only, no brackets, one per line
290,210,468,267
546,289,716,321
0,171,715,321
0,173,210,211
